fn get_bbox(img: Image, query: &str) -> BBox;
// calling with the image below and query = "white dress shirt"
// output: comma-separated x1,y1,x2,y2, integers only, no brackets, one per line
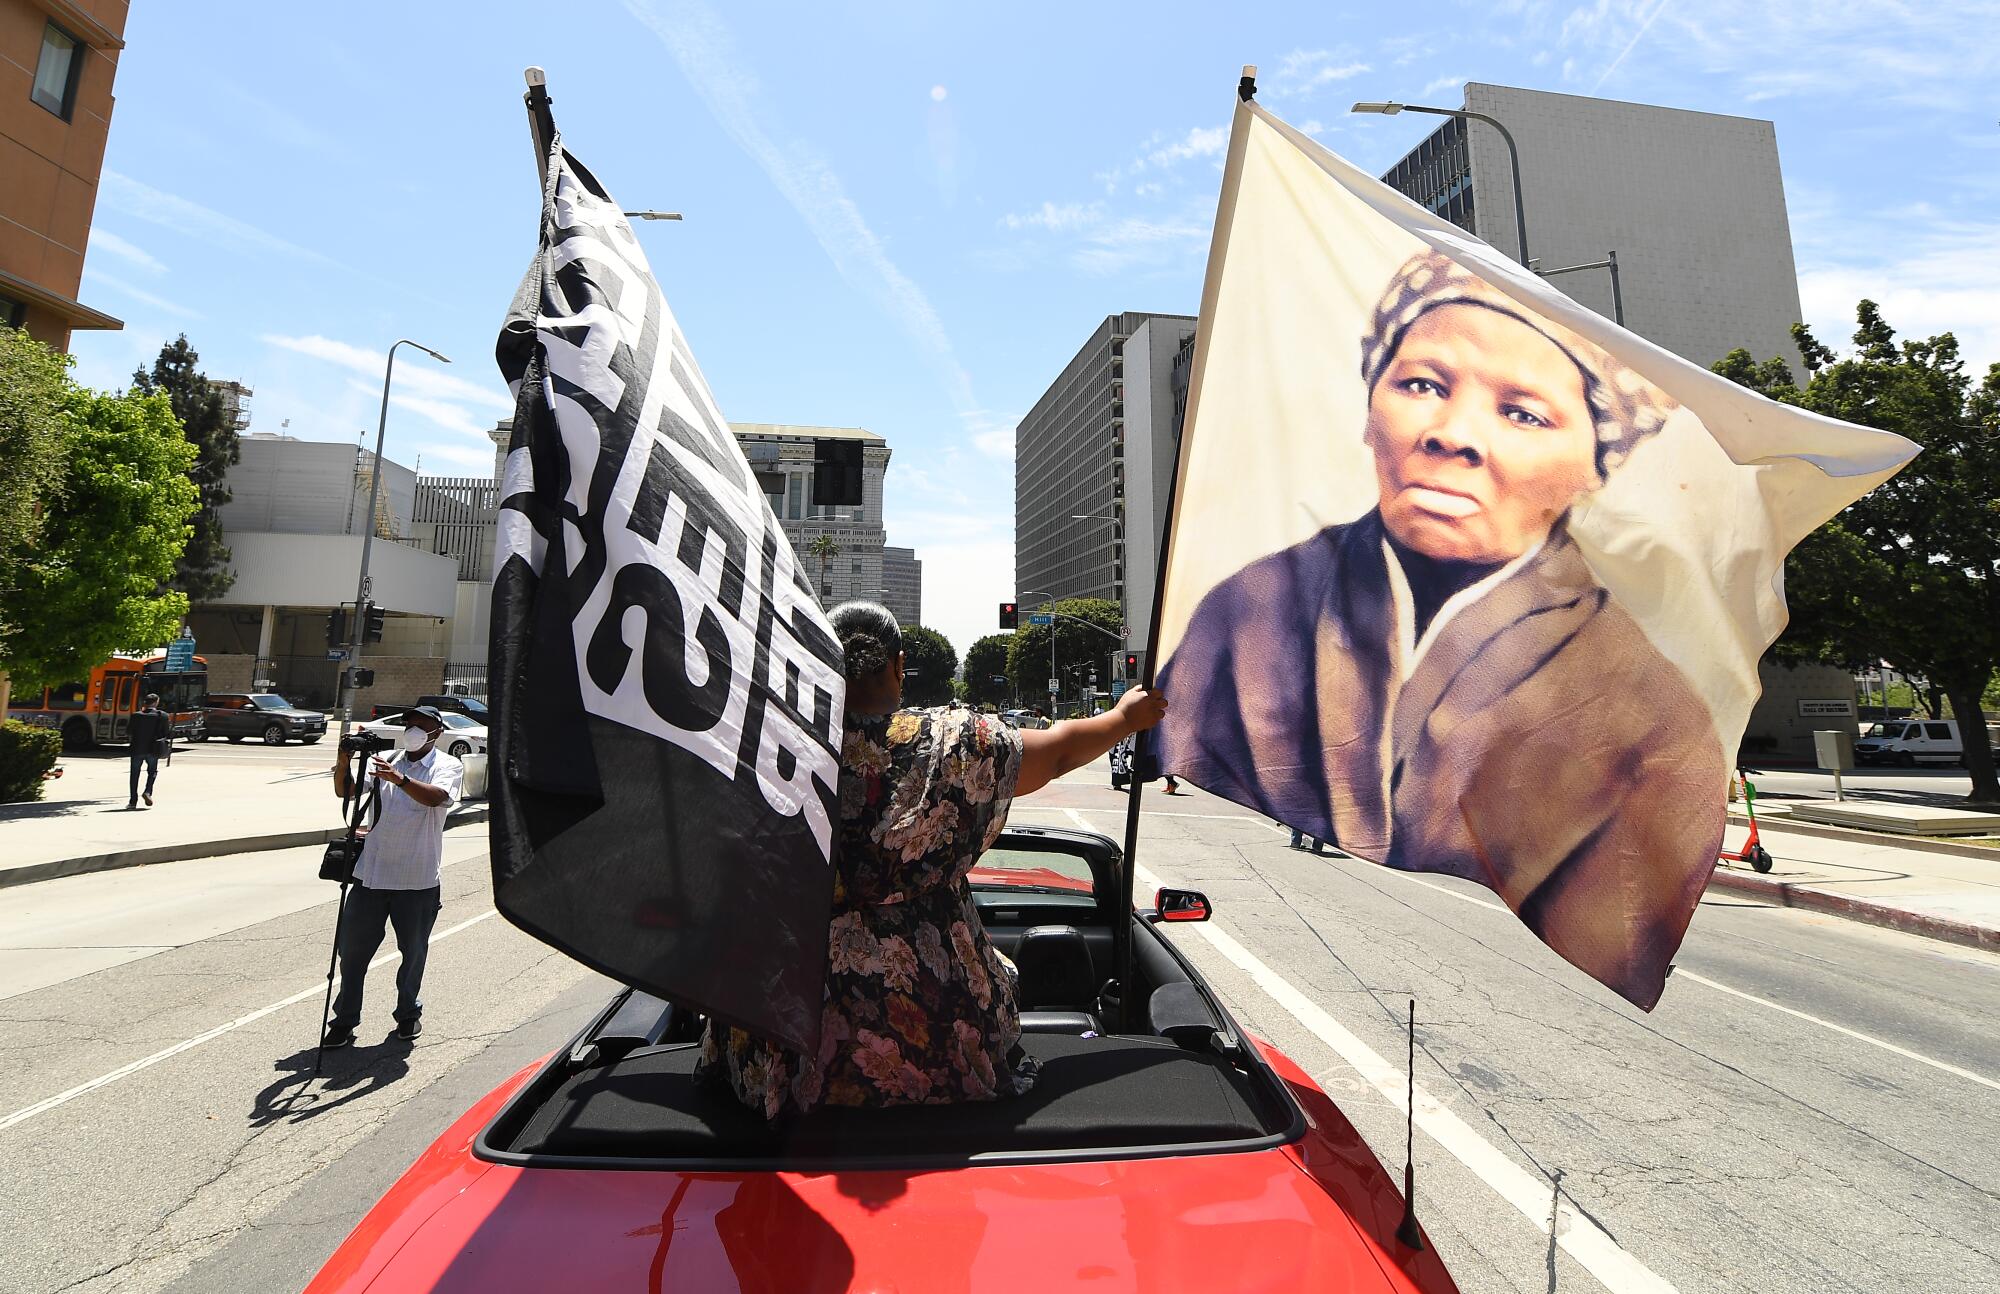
354,746,464,890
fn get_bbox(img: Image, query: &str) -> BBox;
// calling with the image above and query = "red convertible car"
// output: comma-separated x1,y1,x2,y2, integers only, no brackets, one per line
307,825,1460,1292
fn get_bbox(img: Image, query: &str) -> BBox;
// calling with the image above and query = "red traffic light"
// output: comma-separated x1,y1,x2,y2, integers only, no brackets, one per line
998,602,1018,629
1123,652,1140,677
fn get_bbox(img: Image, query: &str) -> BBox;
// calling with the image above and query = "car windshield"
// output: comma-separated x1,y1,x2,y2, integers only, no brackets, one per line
442,713,479,729
250,694,291,710
968,845,1095,895
1862,723,1890,738
456,698,490,718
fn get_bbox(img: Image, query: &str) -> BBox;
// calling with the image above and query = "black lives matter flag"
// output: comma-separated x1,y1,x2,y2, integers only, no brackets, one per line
489,134,844,1055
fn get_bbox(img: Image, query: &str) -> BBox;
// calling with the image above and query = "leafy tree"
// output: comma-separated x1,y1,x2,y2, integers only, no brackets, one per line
1714,301,2000,802
900,625,958,706
0,328,73,717
963,633,1015,707
0,383,199,695
1005,597,1124,707
133,335,239,600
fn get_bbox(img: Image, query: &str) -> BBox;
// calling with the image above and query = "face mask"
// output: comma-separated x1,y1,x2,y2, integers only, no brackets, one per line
400,726,429,753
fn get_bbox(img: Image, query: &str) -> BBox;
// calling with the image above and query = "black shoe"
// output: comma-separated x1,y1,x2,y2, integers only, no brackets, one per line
395,1018,423,1041
142,792,153,806
322,1023,355,1049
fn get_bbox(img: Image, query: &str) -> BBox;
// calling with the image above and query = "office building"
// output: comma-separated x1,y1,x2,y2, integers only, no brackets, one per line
1378,82,1805,372
880,545,921,627
1,0,125,350
185,434,460,707
731,423,891,608
1015,311,1196,661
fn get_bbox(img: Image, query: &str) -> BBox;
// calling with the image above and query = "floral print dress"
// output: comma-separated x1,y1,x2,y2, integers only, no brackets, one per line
700,705,1035,1118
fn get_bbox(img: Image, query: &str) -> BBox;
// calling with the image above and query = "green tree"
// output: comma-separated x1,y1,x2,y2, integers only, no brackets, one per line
900,625,958,706
1005,597,1124,707
962,633,1015,706
0,328,73,718
132,335,239,601
0,382,199,694
1714,301,2000,803
804,535,839,602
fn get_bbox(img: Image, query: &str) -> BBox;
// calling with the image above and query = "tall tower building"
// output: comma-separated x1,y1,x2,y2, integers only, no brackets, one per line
1014,311,1196,653
1377,82,1805,372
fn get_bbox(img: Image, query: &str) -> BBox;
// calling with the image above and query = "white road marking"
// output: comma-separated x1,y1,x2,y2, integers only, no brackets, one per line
0,908,500,1135
1053,807,1674,1292
1063,805,2000,1095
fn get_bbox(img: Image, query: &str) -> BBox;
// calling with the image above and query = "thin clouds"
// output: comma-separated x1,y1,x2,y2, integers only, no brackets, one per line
622,0,979,418
263,334,510,412
98,171,333,265
1589,0,1672,93
89,230,165,274
996,200,1208,276
1146,125,1228,169
81,269,202,320
1263,49,1371,101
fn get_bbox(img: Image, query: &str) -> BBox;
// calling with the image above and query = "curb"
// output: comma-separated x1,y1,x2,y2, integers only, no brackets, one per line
0,805,490,891
1705,865,1999,954
1728,809,2000,861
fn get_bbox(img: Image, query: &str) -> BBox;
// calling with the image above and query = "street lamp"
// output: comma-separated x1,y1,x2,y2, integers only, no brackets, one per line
337,338,451,739
1351,100,1529,266
623,210,684,221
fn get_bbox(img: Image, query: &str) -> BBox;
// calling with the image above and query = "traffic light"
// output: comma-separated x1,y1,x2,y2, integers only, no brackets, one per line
363,602,387,643
811,438,864,507
998,602,1018,630
347,666,376,689
1123,651,1140,678
325,608,346,647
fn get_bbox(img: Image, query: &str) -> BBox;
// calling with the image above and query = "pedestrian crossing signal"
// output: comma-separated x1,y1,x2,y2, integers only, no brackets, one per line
999,602,1018,629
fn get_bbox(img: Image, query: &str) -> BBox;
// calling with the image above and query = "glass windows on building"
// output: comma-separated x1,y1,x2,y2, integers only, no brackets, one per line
1382,116,1475,235
32,23,82,120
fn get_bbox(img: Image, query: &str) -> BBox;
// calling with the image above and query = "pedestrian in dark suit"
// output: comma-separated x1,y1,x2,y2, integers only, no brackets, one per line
127,693,171,809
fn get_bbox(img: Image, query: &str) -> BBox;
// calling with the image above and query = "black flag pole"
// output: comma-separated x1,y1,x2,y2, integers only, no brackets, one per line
1113,65,1257,1032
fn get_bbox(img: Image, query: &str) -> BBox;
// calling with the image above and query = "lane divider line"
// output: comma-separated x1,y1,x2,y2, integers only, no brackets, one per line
1054,807,1674,1293
1058,806,2000,1095
0,908,499,1135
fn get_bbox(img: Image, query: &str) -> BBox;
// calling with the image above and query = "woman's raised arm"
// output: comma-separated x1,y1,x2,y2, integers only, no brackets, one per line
1015,687,1168,797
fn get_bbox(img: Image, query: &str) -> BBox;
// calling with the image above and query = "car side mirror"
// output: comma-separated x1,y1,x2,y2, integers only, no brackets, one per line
1154,887,1211,922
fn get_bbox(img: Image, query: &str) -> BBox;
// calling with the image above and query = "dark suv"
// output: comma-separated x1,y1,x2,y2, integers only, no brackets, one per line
198,693,329,745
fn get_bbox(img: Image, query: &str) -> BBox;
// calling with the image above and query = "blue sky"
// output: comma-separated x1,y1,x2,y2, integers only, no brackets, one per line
69,1,2000,657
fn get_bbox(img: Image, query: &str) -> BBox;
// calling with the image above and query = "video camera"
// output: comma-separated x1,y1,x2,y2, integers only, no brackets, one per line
339,729,395,756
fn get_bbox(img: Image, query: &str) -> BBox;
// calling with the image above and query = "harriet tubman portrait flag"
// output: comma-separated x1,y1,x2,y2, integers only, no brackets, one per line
489,131,844,1055
1153,95,1917,1009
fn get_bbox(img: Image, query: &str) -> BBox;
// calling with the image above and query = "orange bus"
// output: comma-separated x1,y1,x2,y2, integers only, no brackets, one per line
13,653,209,751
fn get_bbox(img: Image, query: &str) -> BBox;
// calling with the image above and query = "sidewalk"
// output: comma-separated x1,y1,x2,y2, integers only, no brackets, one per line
0,745,487,889
1715,814,2000,953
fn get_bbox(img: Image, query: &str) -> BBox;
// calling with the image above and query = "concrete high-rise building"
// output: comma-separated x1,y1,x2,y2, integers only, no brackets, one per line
1,0,126,350
730,423,891,608
1378,82,1805,372
1015,311,1196,657
880,545,921,628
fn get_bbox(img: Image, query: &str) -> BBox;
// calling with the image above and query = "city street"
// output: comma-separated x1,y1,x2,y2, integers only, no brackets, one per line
1,761,1995,1293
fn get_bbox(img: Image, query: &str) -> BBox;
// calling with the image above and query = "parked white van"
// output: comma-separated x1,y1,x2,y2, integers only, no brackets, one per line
1853,719,1963,766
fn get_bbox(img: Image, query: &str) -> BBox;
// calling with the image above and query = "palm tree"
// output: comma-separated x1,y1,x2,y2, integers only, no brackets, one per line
806,535,839,604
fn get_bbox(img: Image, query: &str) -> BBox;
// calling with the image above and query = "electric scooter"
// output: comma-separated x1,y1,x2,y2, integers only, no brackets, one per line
1719,769,1774,873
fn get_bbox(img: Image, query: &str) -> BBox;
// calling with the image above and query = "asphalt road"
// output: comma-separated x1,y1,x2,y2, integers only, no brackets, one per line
1740,765,1978,806
1,763,1995,1293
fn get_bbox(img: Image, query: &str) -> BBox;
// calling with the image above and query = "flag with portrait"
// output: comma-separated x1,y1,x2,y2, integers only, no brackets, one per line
489,131,844,1054
1152,95,1917,1008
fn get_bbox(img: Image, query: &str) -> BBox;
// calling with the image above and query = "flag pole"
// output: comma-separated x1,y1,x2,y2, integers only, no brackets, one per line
1111,65,1258,1033
523,67,555,184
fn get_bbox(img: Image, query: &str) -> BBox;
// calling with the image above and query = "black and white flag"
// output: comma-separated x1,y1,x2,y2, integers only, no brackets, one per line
489,135,844,1055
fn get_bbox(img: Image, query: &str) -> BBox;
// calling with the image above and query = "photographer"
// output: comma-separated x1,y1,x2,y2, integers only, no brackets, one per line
323,706,463,1048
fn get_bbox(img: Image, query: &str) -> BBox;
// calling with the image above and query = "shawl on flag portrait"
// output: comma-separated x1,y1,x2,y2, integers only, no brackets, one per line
1152,95,1917,1009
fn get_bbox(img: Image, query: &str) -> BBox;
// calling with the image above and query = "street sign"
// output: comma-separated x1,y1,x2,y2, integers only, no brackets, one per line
327,649,348,661
164,634,196,671
1028,614,1054,625
1047,678,1059,695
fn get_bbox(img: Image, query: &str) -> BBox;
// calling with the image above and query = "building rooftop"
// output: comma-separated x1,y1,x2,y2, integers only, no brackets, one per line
729,423,882,442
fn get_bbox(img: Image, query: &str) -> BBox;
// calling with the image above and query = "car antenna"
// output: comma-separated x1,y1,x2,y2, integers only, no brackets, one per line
1396,997,1425,1251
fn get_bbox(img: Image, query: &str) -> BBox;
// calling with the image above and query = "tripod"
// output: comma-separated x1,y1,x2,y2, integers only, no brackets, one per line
314,747,383,1076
